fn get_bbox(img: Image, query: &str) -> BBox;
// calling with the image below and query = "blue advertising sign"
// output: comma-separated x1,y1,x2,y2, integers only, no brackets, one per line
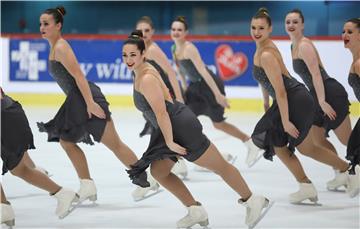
9,38,257,86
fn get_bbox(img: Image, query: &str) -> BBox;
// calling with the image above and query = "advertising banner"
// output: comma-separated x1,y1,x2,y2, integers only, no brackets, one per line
9,39,257,86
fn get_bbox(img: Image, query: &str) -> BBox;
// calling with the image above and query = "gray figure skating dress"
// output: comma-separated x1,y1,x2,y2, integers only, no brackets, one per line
347,73,360,174
147,59,176,98
293,59,350,136
139,59,176,137
177,59,226,122
37,60,111,145
251,66,315,160
127,77,210,186
1,90,35,174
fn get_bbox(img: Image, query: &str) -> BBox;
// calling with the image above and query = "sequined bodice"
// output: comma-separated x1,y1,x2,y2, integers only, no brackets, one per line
293,59,330,89
253,65,301,99
177,59,204,83
349,73,360,101
49,60,77,95
133,89,174,129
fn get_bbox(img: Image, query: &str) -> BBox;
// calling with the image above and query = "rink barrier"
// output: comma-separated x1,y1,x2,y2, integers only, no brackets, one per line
8,93,360,116
2,34,358,114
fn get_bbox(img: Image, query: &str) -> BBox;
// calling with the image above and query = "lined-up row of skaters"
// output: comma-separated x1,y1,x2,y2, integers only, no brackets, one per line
1,5,359,229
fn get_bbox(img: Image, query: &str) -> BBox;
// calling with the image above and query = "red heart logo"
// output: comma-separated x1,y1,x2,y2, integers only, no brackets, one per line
215,44,248,81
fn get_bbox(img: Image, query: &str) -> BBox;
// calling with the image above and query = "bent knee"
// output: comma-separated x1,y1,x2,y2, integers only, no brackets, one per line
150,165,170,180
297,145,316,157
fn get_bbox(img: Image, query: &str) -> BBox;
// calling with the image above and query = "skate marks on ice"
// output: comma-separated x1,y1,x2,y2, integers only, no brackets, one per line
8,193,47,200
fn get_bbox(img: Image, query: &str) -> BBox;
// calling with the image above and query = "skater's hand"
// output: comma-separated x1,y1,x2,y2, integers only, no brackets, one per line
166,141,187,156
216,94,230,109
283,120,300,139
319,101,337,121
87,101,106,119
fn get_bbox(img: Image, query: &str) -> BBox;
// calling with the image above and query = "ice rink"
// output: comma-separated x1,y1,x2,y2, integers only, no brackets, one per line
1,105,359,229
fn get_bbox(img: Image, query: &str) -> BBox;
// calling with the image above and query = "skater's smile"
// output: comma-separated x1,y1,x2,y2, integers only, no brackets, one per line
285,13,304,36
251,18,272,43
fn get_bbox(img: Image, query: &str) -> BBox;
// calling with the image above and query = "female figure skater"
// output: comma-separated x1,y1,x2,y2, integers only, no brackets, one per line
136,16,184,135
123,31,272,229
37,6,158,203
285,9,353,191
250,8,358,204
343,17,360,197
1,88,78,226
170,16,261,167
134,16,188,181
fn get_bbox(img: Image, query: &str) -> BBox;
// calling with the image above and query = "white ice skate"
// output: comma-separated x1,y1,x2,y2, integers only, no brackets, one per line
1,203,15,227
326,170,347,192
238,195,273,229
171,158,189,180
35,166,52,177
77,179,97,204
346,165,360,198
176,202,209,228
53,188,79,219
132,173,162,201
244,139,262,168
289,182,320,206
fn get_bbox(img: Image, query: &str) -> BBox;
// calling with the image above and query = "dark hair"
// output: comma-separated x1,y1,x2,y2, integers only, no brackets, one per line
43,6,66,29
287,9,305,23
173,16,188,30
252,7,271,26
346,18,360,30
136,16,154,29
124,30,146,54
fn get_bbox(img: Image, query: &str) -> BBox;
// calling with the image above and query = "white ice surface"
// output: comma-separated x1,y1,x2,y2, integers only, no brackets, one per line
1,106,359,229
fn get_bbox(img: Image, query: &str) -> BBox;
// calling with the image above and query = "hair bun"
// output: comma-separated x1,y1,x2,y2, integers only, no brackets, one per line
257,7,269,16
129,30,144,39
177,16,186,23
56,6,66,16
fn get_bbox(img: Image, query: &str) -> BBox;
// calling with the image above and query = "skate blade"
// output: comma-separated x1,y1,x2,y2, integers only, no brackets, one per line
3,219,15,228
186,226,211,229
291,201,322,206
248,200,274,229
247,154,262,168
5,225,14,229
77,195,98,206
327,187,346,193
59,197,81,219
134,189,164,202
347,188,360,198
178,219,210,229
